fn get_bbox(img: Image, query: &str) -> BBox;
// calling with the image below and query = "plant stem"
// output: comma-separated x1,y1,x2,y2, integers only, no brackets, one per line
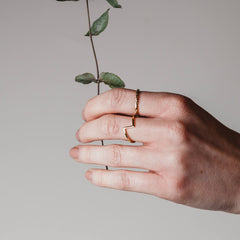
86,0,108,170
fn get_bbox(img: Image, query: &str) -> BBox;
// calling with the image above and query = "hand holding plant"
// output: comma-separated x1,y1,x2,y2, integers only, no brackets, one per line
71,88,240,214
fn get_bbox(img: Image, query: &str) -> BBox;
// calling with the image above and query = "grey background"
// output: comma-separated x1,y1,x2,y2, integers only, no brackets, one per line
1,0,240,239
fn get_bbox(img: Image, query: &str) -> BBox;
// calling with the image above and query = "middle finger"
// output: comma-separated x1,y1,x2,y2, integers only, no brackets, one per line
76,114,160,144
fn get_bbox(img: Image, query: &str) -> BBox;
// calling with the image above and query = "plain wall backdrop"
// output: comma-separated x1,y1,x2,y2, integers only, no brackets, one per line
1,0,240,239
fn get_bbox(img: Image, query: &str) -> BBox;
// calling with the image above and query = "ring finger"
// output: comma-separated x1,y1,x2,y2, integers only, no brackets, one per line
70,144,166,171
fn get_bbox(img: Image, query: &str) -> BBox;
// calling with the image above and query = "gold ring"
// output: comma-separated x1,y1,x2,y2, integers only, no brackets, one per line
135,89,140,116
122,115,136,143
122,89,140,143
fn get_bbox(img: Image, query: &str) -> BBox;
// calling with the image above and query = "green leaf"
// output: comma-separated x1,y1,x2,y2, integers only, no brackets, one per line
106,0,122,8
75,73,97,84
85,8,110,36
100,72,125,88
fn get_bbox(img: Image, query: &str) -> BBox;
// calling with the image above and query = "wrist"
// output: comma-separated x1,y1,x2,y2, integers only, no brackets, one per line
231,132,240,214
223,129,240,214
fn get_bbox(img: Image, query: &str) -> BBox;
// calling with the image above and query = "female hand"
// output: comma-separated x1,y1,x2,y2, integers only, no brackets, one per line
69,88,240,214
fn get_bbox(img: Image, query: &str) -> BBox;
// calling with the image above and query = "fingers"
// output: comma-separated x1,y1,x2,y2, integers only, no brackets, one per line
84,168,168,198
82,88,183,121
70,144,167,171
76,114,162,144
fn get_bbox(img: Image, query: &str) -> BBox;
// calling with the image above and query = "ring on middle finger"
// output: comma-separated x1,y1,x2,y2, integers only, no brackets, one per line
122,89,140,143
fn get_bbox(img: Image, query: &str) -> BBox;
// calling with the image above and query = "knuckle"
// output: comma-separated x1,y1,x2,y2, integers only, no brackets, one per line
172,95,191,109
109,88,125,108
173,151,188,170
117,171,131,190
172,175,190,202
170,95,192,117
101,115,119,136
174,151,192,176
169,121,189,144
108,145,123,167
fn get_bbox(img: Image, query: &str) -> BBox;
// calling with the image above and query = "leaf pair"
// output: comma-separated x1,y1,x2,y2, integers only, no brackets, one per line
75,72,125,88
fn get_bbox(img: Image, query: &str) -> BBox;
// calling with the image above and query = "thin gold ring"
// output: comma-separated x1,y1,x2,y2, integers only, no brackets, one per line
122,89,140,143
122,115,136,143
135,89,140,116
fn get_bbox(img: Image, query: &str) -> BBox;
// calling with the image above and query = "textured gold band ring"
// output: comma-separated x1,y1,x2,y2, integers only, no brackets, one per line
122,89,140,143
135,88,140,116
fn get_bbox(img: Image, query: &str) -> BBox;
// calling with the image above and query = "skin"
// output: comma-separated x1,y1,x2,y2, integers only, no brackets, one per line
69,88,240,214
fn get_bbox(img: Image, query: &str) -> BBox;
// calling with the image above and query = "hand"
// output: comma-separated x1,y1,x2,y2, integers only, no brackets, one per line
70,88,240,214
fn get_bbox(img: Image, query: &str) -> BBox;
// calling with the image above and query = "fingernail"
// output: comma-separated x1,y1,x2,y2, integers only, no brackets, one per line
69,147,79,159
85,170,92,181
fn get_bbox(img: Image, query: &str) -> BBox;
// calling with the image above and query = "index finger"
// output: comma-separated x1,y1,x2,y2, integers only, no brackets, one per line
82,88,172,121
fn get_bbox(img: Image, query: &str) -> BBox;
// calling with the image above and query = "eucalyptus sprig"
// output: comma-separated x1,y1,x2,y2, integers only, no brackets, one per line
57,0,125,170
